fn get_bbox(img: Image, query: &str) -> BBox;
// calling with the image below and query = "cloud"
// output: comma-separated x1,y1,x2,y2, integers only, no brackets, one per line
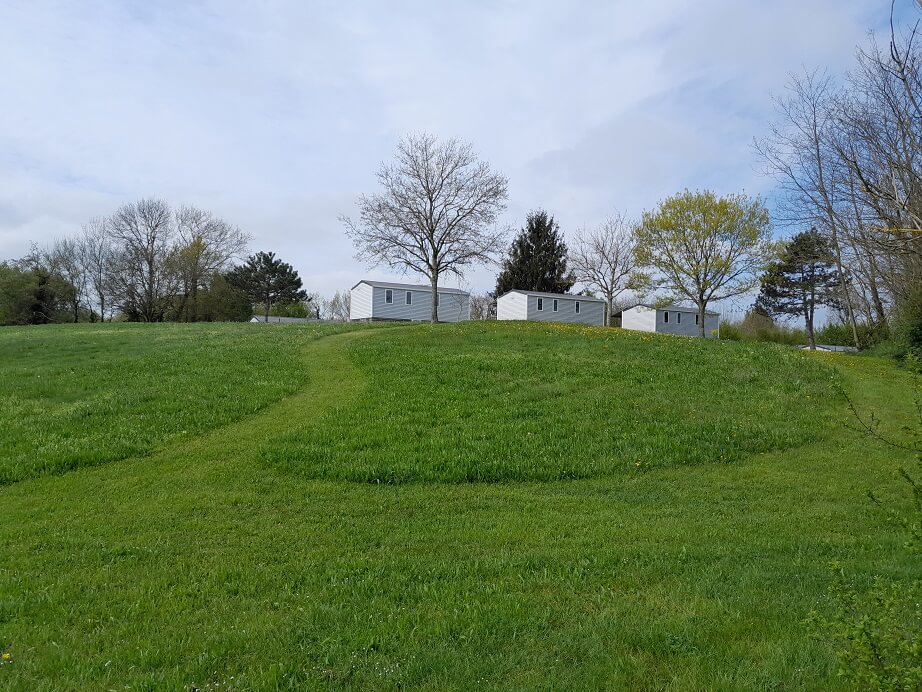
0,0,899,295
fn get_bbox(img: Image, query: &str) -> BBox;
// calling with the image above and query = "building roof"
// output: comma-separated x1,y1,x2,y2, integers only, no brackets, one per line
351,279,470,295
617,303,720,316
497,289,606,303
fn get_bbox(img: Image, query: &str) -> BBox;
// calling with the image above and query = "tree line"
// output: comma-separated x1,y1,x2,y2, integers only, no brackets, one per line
0,199,353,325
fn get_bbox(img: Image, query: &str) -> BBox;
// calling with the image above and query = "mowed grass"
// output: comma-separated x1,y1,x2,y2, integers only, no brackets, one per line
266,321,841,482
0,321,366,484
0,321,917,689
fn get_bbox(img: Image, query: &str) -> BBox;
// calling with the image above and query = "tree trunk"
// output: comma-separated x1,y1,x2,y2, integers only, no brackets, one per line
430,272,439,324
805,307,816,349
697,302,706,338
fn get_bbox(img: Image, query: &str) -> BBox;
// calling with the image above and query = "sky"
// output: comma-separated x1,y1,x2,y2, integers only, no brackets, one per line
0,0,909,309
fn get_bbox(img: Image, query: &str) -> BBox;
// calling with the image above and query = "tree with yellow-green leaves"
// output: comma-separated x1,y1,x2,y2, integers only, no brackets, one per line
636,190,775,337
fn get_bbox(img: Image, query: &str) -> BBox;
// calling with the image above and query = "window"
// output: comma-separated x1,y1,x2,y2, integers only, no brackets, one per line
405,291,412,305
695,314,699,325
553,299,558,312
575,301,581,314
663,311,669,323
385,289,393,304
537,297,544,311
677,312,681,324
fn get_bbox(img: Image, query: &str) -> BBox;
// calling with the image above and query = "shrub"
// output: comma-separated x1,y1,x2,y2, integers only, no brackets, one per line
717,310,806,345
815,322,888,350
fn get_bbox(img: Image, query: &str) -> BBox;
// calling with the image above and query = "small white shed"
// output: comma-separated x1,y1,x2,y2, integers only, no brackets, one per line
349,280,471,322
614,304,720,338
496,290,605,326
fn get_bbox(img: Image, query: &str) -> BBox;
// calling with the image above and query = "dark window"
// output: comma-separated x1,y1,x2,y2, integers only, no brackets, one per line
553,299,558,312
385,289,393,304
695,314,699,325
663,311,669,323
575,301,581,314
405,291,412,305
677,312,681,324
537,297,544,311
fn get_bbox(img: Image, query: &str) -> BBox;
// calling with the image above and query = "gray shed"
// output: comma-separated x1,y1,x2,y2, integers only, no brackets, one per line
496,290,605,326
349,280,470,322
614,304,720,338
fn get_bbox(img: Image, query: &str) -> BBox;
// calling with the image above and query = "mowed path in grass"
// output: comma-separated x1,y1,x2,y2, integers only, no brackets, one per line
0,322,918,689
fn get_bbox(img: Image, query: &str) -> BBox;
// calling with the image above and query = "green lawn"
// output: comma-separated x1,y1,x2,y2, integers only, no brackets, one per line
0,321,916,689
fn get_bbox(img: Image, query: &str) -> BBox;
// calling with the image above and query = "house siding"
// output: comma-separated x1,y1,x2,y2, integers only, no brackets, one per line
620,305,719,338
368,285,469,322
349,283,374,320
526,294,604,325
496,291,528,320
621,306,657,332
656,310,720,338
497,291,604,325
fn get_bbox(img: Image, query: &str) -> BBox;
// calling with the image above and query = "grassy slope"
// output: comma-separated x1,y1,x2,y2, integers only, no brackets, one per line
266,322,840,481
0,322,366,484
0,322,917,690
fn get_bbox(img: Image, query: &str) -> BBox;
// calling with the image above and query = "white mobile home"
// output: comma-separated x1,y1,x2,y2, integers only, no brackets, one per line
496,290,605,326
614,304,720,338
349,280,470,322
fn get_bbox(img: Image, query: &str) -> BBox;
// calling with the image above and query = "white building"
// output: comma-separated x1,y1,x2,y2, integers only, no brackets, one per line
349,280,470,322
496,290,605,326
613,304,720,338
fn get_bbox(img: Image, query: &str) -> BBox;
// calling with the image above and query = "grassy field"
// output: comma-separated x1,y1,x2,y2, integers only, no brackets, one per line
0,321,917,689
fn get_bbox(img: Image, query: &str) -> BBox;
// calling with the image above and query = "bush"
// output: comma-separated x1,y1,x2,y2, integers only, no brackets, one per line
815,322,888,350
717,310,806,346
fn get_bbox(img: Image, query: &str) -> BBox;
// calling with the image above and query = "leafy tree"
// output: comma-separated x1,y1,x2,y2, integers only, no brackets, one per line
637,190,774,337
226,251,307,319
342,133,508,323
0,263,71,325
197,273,252,322
495,210,574,295
756,228,842,349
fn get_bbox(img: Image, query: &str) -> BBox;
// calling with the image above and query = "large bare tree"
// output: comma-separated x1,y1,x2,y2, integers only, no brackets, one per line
108,198,177,322
80,217,113,321
342,133,508,323
570,213,639,326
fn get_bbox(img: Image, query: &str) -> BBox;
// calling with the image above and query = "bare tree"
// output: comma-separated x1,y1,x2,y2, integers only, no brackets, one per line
754,70,862,347
80,217,113,321
322,291,351,321
469,292,497,320
570,213,639,326
174,205,250,321
341,133,508,323
43,237,88,323
108,198,177,322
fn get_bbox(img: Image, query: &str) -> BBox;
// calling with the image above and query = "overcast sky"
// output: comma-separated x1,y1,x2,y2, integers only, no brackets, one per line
0,1,906,303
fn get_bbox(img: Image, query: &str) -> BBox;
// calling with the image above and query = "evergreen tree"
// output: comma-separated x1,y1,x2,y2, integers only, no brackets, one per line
756,228,842,349
226,251,307,320
495,210,574,295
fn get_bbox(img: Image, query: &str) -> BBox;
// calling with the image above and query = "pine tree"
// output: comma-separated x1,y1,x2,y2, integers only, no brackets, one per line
495,210,574,295
756,228,842,349
226,251,307,320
